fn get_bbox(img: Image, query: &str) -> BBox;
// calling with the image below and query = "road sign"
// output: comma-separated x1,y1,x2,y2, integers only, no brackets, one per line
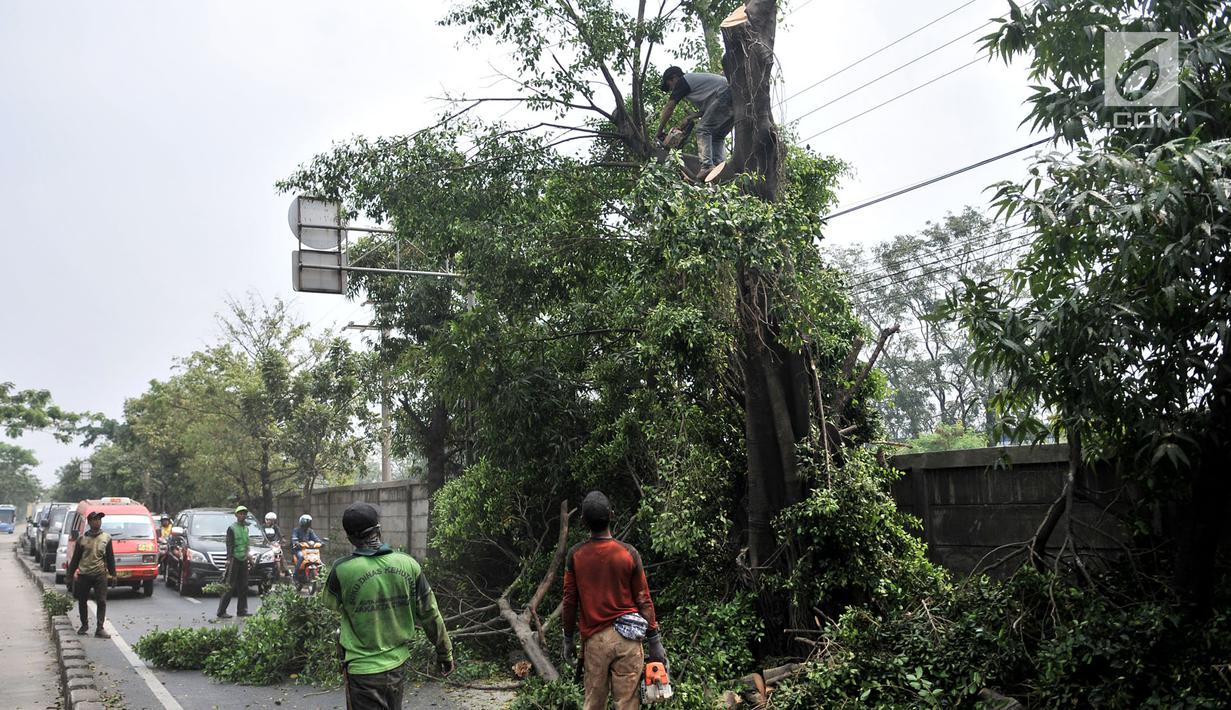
288,196,343,250
292,250,347,294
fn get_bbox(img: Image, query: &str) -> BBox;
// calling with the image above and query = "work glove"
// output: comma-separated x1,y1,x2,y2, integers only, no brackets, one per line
645,630,668,669
655,130,666,143
438,656,456,677
562,633,576,664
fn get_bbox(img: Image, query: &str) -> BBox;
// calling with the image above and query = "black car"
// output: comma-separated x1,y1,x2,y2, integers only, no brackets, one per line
36,502,74,571
23,504,48,555
164,508,281,596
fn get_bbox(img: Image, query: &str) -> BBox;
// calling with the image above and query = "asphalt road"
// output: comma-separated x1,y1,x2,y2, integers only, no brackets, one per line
18,528,509,710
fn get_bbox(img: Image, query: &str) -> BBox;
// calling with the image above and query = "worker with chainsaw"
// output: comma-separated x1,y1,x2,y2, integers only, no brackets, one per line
655,65,734,175
562,490,670,710
324,502,454,710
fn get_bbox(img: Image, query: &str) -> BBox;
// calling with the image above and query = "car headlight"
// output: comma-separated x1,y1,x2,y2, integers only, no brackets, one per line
186,548,206,563
256,549,277,564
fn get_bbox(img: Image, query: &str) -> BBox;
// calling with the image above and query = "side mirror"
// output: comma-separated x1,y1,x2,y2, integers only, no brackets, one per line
40,520,49,529
26,517,33,524
171,526,185,537
69,530,79,541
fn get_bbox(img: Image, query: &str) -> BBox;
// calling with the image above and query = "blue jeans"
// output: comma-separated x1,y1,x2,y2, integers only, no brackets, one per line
696,87,733,171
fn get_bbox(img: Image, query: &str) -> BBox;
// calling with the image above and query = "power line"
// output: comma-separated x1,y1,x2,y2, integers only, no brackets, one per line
788,20,998,125
798,55,986,144
854,238,1032,305
778,0,983,107
850,224,1030,292
841,221,1028,284
820,136,1053,221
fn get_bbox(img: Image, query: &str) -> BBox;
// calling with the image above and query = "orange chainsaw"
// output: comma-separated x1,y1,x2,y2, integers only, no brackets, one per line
640,661,674,703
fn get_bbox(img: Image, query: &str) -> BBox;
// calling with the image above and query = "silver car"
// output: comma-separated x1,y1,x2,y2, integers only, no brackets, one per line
53,510,76,584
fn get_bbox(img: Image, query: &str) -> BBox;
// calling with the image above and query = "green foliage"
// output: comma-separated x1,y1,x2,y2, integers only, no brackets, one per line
0,443,43,512
133,626,239,670
203,585,343,686
662,592,761,683
510,678,585,710
901,424,989,454
41,590,73,617
827,207,1009,441
201,582,230,596
774,450,946,616
0,381,82,441
772,569,1231,709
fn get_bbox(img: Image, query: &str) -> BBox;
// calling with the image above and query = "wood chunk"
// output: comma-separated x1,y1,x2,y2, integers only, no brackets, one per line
721,5,749,27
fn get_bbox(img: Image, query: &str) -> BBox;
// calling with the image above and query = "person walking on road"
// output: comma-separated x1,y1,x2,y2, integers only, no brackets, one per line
216,505,252,619
65,510,115,638
562,490,669,710
324,502,454,710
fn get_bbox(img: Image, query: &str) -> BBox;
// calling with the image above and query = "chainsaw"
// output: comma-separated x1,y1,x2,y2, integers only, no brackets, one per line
640,661,674,703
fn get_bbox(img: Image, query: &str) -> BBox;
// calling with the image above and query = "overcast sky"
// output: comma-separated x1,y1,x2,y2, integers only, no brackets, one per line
0,0,1035,486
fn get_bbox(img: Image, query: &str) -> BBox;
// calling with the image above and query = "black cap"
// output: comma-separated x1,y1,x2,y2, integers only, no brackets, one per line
86,511,105,520
581,491,611,531
342,502,380,537
660,66,683,92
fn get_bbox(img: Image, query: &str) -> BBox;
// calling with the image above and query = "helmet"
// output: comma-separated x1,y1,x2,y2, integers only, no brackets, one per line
265,512,277,522
159,514,171,521
298,514,313,526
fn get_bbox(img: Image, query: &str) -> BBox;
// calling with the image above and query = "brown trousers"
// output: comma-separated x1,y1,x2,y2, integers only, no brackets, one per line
583,625,643,710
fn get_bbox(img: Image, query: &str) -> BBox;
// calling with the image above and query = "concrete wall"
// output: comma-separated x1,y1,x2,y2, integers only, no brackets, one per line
274,480,430,563
888,444,1132,576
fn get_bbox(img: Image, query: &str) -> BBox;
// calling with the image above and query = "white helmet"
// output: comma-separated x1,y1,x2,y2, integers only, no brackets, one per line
298,514,312,526
265,512,277,522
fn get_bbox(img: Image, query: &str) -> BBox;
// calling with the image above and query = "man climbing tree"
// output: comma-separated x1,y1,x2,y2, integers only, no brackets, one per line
656,65,734,174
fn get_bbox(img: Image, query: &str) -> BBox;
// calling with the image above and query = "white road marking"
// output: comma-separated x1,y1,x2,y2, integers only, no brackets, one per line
182,596,200,604
87,600,185,710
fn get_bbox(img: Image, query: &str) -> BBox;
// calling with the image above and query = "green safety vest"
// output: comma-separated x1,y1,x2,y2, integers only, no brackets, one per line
324,546,448,675
230,522,249,560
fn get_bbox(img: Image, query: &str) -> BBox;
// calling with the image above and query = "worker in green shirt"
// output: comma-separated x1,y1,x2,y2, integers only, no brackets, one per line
324,502,454,710
217,505,252,618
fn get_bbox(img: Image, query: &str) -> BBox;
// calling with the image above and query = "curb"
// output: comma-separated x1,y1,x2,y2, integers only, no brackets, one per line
14,546,109,710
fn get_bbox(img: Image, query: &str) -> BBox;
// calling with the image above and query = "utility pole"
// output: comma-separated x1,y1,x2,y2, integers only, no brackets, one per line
344,322,392,482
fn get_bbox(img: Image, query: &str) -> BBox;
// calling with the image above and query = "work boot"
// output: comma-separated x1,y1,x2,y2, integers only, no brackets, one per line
217,612,232,619
236,611,251,617
94,629,110,639
77,624,88,635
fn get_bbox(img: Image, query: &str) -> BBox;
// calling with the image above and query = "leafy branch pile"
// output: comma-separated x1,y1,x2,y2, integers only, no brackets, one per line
135,586,343,687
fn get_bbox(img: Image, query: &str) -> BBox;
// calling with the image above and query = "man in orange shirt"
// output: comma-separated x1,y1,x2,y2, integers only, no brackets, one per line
562,491,669,710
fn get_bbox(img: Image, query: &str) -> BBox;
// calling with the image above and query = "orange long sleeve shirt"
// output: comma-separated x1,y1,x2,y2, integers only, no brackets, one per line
561,537,658,640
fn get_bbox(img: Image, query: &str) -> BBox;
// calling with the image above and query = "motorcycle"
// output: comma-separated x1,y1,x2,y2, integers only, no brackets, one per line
293,540,324,595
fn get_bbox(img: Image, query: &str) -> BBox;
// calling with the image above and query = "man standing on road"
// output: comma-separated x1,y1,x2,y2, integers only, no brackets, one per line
324,502,454,710
656,65,733,176
66,510,115,638
562,491,669,710
216,505,251,619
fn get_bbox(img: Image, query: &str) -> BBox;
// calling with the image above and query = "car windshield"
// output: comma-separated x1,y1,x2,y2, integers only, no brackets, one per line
98,514,155,540
192,514,267,543
0,509,14,525
48,507,70,531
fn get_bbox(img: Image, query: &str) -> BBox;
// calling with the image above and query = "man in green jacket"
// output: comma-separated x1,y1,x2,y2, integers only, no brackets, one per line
324,502,454,710
217,505,252,618
66,510,116,638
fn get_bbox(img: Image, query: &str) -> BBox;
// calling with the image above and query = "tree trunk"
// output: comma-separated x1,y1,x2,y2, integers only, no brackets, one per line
259,442,274,517
424,399,454,496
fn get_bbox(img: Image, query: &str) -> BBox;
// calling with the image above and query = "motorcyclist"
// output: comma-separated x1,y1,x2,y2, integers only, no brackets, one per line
264,512,283,580
263,512,282,544
290,514,322,582
157,514,173,575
